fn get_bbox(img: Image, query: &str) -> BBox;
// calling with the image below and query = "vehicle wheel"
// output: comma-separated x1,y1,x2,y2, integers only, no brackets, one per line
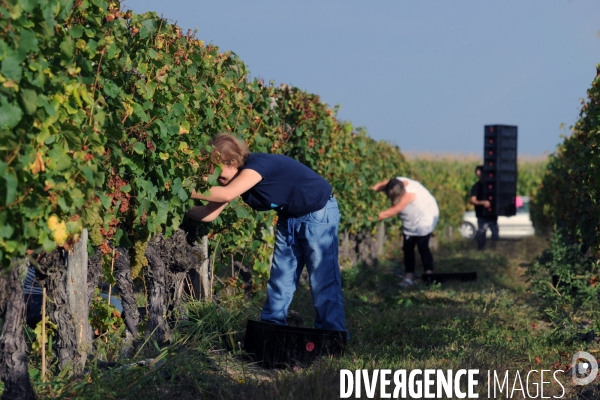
459,221,476,239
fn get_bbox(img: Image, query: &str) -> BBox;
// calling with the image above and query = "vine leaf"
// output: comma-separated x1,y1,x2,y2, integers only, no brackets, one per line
0,102,23,129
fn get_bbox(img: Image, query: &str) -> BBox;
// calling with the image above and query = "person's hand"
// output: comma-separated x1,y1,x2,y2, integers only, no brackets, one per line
370,184,378,191
377,212,386,221
482,200,491,208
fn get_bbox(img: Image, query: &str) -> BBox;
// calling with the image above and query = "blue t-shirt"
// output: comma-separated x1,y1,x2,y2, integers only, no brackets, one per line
241,153,332,217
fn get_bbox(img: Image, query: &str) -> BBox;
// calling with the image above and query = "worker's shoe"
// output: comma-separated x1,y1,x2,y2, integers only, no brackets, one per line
399,278,414,288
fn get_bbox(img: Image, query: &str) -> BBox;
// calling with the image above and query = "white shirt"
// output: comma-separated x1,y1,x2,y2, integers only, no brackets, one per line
395,177,439,236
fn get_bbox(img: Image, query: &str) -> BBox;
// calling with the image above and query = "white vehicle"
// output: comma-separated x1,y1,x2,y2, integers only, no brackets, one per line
459,196,535,239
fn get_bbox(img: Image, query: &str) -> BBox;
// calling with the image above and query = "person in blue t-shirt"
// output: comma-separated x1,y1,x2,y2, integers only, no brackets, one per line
186,133,347,334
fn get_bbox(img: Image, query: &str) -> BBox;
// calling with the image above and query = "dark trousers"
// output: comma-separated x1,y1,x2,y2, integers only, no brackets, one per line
476,217,499,249
403,233,434,274
23,294,43,329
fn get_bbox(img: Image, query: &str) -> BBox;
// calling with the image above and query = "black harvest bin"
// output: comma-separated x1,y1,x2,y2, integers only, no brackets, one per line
243,319,347,368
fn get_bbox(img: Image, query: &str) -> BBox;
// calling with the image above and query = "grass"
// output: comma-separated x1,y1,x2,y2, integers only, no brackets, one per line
10,234,600,399
240,235,583,399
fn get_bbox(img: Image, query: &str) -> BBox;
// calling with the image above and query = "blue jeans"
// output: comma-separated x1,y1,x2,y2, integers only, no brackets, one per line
476,217,499,249
261,197,347,334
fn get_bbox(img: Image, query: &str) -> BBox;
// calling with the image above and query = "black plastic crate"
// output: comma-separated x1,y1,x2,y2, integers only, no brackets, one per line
243,319,347,368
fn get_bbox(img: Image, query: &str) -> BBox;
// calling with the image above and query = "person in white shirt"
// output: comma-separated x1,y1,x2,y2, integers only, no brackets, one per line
371,177,439,286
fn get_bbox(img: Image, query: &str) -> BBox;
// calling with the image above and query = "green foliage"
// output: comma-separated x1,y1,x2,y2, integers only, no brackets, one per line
89,289,125,348
518,159,547,199
526,229,600,321
31,315,57,358
531,66,600,250
63,3,255,248
0,0,106,267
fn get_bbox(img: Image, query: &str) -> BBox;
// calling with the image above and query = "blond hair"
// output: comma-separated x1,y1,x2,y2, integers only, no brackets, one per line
210,133,250,168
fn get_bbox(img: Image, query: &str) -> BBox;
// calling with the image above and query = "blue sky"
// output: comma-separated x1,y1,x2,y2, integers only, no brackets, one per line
122,0,599,156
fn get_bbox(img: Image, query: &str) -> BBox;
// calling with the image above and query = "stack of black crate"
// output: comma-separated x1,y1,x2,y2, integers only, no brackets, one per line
482,125,518,217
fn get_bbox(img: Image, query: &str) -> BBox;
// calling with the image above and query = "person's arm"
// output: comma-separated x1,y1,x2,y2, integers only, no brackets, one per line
192,169,262,203
371,178,411,192
370,179,390,192
185,201,229,223
377,192,416,220
470,195,490,208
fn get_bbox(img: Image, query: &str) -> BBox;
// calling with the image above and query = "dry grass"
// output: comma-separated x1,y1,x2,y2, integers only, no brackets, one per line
403,151,482,162
404,151,550,163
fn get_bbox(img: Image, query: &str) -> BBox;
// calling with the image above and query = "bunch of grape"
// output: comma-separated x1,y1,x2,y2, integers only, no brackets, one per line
131,240,149,279
89,225,104,247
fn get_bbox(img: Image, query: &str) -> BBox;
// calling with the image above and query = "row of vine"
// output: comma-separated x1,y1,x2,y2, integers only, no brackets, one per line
0,0,411,282
531,67,600,249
